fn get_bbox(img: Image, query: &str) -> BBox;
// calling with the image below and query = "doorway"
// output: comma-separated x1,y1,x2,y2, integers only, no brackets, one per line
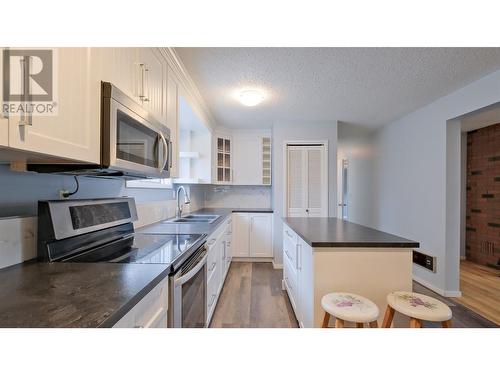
284,142,328,217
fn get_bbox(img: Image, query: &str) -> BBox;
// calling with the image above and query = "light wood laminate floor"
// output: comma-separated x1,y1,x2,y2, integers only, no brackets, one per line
450,260,500,326
210,262,298,328
210,262,497,328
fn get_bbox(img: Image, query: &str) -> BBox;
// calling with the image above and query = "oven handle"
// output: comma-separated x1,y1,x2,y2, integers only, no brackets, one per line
174,250,207,287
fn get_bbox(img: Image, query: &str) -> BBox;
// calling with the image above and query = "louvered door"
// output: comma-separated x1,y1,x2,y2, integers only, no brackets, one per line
286,144,327,217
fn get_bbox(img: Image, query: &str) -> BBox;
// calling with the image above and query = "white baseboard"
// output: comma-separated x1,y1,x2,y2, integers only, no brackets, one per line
413,275,462,298
272,262,283,269
281,279,285,290
232,257,273,263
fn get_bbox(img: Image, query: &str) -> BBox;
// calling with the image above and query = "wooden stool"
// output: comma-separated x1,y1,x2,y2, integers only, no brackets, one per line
382,291,453,328
321,292,380,328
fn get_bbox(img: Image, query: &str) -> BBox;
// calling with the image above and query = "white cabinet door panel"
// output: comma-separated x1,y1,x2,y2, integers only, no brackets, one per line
232,213,250,257
8,48,100,163
233,135,262,185
249,214,273,257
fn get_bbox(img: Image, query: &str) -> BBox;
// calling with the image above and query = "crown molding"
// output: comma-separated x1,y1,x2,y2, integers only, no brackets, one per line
159,48,217,131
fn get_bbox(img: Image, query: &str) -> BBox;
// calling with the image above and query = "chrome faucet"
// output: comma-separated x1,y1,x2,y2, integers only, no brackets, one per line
176,186,191,218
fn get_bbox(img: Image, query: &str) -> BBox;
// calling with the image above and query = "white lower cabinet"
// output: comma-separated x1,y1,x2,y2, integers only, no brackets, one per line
206,217,232,326
232,213,273,258
113,276,168,328
282,224,314,328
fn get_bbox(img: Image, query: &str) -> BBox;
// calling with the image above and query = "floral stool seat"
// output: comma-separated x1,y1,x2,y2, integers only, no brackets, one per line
382,291,453,328
321,292,380,328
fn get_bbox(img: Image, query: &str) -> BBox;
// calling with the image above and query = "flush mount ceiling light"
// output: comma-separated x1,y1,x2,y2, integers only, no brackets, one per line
238,89,265,107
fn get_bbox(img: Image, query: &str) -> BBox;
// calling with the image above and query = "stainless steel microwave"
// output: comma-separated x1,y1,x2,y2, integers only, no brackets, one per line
101,81,172,178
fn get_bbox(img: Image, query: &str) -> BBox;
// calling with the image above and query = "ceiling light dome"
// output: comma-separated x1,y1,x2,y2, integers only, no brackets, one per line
238,89,265,107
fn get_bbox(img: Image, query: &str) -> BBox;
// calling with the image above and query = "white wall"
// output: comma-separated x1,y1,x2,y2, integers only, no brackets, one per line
272,121,338,266
337,123,377,227
372,69,500,296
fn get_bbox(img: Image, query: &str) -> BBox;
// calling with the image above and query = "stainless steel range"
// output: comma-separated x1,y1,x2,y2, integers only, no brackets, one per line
37,198,207,328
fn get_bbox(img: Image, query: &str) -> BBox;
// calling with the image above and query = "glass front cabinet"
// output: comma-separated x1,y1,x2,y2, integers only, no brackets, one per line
215,135,232,183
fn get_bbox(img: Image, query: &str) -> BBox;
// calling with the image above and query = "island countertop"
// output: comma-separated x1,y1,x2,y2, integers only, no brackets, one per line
283,217,419,248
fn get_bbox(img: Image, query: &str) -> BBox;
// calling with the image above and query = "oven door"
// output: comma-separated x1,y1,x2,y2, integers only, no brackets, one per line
170,246,207,328
102,85,171,178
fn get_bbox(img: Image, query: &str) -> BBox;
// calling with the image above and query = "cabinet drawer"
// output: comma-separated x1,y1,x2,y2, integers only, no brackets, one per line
283,257,298,313
207,243,219,281
134,278,168,328
283,224,298,246
283,235,297,269
206,270,219,323
113,277,168,328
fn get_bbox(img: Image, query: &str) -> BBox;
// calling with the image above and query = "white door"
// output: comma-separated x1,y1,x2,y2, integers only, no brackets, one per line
232,213,250,257
249,214,273,257
286,144,328,217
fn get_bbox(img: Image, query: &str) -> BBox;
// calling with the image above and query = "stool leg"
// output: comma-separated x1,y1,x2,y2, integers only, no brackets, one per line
322,312,330,328
356,323,364,328
369,321,378,328
381,306,395,328
410,318,422,328
335,318,345,328
441,319,452,328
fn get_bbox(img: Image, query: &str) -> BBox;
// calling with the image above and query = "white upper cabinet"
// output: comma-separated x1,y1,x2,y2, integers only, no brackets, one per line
166,68,180,178
8,48,100,163
214,133,232,184
233,135,262,185
137,48,167,124
217,130,272,186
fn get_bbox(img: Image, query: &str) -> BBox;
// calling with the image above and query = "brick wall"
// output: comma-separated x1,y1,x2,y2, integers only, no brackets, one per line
465,122,500,266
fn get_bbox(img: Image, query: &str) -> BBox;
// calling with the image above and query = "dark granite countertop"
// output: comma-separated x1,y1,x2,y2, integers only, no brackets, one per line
283,217,419,248
0,261,170,328
0,206,273,328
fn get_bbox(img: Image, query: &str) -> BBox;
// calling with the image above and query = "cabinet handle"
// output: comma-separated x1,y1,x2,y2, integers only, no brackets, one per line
143,66,150,102
19,57,32,127
139,63,148,101
285,230,293,239
284,249,291,260
209,262,216,272
134,325,144,328
296,244,301,270
222,241,226,260
208,239,216,246
208,293,217,307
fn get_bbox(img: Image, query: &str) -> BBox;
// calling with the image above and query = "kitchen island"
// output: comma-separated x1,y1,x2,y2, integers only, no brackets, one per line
282,217,419,328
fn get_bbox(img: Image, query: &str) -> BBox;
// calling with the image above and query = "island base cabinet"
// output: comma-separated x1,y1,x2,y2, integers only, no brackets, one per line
313,249,412,327
284,236,413,328
113,277,168,328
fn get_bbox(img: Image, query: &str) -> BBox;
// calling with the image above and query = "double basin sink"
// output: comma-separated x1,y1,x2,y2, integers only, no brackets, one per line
165,214,220,224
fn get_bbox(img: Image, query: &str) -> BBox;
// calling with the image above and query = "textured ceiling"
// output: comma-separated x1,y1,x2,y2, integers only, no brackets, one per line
175,48,500,129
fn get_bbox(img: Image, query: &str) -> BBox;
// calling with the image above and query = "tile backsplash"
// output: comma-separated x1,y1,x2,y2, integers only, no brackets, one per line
203,185,272,208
